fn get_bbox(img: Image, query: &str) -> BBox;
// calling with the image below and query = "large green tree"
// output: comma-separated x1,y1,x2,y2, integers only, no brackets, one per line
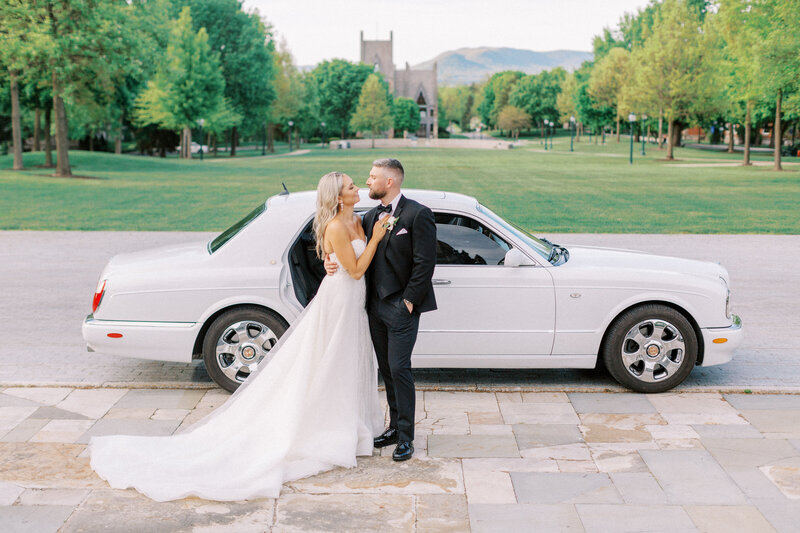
134,6,228,159
350,73,393,148
393,97,420,137
510,68,565,135
312,59,373,139
588,48,632,141
478,71,524,128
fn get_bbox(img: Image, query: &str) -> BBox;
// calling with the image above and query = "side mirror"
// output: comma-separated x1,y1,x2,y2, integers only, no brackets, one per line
504,248,535,267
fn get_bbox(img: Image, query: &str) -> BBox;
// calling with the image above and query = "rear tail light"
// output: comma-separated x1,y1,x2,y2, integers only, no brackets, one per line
92,279,107,313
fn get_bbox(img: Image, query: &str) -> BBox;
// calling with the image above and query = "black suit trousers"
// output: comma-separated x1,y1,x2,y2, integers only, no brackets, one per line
368,294,419,443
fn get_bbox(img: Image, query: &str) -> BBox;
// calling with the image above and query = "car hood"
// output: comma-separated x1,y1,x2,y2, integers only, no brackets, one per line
563,245,728,282
104,240,210,276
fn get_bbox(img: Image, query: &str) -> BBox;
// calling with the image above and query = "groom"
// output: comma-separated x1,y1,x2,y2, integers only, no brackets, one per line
326,158,437,461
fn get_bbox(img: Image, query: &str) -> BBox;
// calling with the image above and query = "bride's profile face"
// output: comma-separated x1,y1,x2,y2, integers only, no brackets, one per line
339,175,360,207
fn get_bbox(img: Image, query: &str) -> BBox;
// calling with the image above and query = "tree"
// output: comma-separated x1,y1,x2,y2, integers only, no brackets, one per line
183,0,275,157
588,48,632,141
268,39,305,151
440,86,471,129
497,106,530,140
134,7,227,159
350,73,393,148
633,0,709,160
510,68,565,135
312,59,373,139
478,71,524,128
393,97,420,137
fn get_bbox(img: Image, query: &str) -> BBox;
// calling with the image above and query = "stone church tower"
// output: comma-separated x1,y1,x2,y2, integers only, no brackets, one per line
360,31,438,138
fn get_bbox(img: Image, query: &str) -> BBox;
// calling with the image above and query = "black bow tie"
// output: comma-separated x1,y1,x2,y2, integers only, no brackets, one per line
376,204,392,214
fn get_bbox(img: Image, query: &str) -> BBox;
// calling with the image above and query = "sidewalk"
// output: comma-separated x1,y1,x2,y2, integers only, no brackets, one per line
1,387,799,532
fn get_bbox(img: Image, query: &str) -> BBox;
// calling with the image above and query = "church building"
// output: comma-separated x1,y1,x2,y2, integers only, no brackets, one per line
360,31,438,138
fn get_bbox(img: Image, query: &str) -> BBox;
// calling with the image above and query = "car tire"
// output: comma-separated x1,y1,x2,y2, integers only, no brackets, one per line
602,304,698,393
202,307,288,392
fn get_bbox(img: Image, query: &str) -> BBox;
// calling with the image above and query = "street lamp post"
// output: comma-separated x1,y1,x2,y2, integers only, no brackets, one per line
321,121,326,147
641,114,647,156
549,120,554,149
543,121,548,151
197,118,204,161
570,116,576,152
628,113,636,164
288,120,294,152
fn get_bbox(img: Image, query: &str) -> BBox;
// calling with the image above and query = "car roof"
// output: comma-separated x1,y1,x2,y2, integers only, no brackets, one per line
266,189,479,212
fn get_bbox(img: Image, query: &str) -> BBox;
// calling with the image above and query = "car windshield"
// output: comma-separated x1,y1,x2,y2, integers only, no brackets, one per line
208,202,266,254
476,204,552,260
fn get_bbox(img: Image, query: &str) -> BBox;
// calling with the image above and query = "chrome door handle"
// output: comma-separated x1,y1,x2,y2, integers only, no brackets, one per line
432,279,451,285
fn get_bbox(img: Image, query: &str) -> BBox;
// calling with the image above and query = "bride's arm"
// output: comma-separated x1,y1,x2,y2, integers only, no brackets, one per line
326,217,387,280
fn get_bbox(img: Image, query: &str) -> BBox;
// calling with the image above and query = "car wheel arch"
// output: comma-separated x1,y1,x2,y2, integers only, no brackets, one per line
597,300,705,366
191,304,290,359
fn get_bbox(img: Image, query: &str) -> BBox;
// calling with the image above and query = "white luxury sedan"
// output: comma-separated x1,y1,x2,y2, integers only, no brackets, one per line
82,189,742,393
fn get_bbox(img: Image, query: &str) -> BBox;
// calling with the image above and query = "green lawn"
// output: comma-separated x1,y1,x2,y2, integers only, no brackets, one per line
1,138,797,233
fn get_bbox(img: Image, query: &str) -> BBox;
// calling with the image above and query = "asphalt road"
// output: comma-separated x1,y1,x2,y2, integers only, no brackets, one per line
1,231,797,391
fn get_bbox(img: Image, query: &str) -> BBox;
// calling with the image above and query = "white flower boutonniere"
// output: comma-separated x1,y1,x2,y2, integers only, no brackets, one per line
382,216,399,231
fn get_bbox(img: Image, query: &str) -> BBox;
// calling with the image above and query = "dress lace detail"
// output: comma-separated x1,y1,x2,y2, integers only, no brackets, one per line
89,239,383,501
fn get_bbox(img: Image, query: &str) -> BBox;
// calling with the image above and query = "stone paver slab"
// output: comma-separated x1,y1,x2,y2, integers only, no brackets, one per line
581,424,652,443
521,443,592,461
568,392,656,414
461,457,559,473
416,494,469,532
287,456,463,494
609,472,668,504
640,449,747,504
112,389,205,409
1,418,49,443
725,394,800,411
752,498,800,533
463,469,516,504
728,468,787,500
425,391,498,412
28,406,90,420
703,438,799,471
512,472,621,504
469,503,584,533
3,388,72,406
0,394,41,407
647,392,730,413
29,420,96,444
513,423,582,449
60,489,274,533
741,410,800,435
520,392,569,403
646,424,699,440
686,505,776,533
692,423,764,440
76,418,180,444
55,389,127,419
590,449,648,473
760,456,800,499
579,413,665,428
0,442,103,489
428,434,519,458
500,403,579,425
0,480,25,505
576,503,697,533
102,408,156,420
0,505,75,533
275,493,413,532
18,488,90,506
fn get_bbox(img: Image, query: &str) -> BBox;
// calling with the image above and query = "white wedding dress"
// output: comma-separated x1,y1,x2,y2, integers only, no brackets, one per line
90,239,385,501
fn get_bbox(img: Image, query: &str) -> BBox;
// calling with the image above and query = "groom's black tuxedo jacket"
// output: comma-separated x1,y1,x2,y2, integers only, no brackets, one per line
363,195,438,314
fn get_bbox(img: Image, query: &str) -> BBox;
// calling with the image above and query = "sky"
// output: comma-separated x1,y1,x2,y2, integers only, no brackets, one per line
243,0,652,67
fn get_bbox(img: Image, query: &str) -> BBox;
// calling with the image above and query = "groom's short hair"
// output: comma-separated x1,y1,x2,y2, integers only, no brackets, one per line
372,158,404,184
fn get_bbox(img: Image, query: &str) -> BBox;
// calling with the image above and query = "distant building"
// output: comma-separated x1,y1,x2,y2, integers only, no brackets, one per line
360,31,438,138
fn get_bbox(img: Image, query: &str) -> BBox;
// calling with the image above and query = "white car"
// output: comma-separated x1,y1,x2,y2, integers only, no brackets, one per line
83,189,742,393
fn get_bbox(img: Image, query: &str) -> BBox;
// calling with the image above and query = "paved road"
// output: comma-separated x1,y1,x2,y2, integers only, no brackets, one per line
1,232,798,391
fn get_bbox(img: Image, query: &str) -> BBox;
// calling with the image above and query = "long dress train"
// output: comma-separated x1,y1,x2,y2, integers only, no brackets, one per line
89,239,385,501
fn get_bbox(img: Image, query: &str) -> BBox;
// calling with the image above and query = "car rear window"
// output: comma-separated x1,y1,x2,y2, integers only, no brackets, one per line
208,203,267,254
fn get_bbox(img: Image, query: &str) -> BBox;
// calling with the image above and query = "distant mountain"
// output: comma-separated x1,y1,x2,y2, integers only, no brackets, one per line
413,47,592,86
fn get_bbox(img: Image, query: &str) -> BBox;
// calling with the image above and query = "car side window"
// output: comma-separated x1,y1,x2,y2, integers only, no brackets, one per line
434,213,511,265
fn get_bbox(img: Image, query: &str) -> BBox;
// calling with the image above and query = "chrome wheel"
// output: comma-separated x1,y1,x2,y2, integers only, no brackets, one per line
621,318,685,383
214,320,278,384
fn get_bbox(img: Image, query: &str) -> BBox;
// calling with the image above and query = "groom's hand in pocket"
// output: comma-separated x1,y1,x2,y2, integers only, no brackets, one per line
323,254,339,276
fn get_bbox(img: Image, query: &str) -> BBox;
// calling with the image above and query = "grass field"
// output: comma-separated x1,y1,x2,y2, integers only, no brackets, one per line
1,137,797,233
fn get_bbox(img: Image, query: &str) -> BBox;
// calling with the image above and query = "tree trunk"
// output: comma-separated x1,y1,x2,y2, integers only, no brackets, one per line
89,135,94,152
34,108,41,151
230,126,237,157
213,134,218,157
743,101,752,166
182,127,192,159
52,72,72,177
671,122,682,150
726,122,734,152
10,71,24,170
115,117,122,154
44,106,53,167
657,111,663,149
267,123,274,153
615,113,620,142
774,89,782,171
666,120,675,160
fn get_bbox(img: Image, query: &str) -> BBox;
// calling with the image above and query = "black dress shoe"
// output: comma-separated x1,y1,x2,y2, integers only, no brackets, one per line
374,428,398,448
392,441,414,461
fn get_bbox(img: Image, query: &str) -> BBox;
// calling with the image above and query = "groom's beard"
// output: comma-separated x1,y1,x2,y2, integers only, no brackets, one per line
369,189,386,200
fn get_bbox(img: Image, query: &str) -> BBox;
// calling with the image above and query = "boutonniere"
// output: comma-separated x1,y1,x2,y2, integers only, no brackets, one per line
382,216,399,231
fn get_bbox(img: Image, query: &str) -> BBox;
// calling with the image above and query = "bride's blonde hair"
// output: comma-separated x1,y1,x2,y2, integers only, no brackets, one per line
313,171,347,259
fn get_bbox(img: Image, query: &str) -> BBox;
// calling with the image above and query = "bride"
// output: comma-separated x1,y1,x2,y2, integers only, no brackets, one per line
90,172,389,502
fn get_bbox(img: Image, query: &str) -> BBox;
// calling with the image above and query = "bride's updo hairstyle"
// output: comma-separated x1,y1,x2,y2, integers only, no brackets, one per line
313,171,346,259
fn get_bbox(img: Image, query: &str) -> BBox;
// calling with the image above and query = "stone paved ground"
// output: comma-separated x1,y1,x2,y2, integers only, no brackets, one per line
2,387,800,532
1,231,799,391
